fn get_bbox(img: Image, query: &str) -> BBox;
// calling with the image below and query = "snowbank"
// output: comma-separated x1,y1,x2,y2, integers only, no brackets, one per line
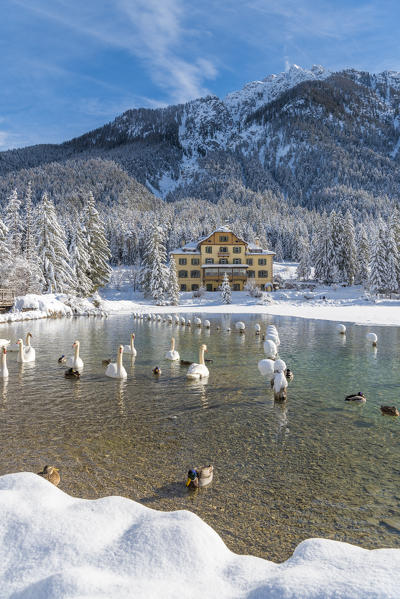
0,473,399,598
0,293,108,324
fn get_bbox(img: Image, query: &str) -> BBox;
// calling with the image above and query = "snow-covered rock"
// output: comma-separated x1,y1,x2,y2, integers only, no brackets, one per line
0,473,399,598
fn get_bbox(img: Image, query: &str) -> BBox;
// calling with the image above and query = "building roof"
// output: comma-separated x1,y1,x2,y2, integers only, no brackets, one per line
170,227,274,255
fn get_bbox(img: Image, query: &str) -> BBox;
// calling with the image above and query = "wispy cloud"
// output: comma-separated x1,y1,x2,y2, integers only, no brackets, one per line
13,0,218,104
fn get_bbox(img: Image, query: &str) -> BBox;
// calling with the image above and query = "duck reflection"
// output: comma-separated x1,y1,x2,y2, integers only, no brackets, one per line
273,400,289,445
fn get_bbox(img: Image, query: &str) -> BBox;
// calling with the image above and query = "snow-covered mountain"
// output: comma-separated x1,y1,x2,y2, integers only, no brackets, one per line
0,64,399,213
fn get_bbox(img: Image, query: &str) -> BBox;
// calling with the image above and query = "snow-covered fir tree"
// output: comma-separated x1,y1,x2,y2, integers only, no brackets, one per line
220,272,232,304
35,192,75,293
384,224,399,293
0,218,12,264
84,192,112,291
296,237,312,280
389,211,400,289
312,218,338,284
341,211,357,285
22,181,35,260
5,188,23,255
355,224,370,285
330,210,345,280
167,259,180,305
369,222,387,295
69,222,93,297
140,223,168,299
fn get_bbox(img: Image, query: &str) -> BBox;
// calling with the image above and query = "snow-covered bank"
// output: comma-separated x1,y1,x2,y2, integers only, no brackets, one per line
0,293,107,325
0,473,398,599
101,288,400,327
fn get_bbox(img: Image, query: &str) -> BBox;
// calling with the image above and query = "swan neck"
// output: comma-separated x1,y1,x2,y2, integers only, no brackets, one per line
199,347,205,365
74,343,79,359
1,353,6,366
171,337,175,351
131,335,134,351
117,350,123,371
18,343,24,361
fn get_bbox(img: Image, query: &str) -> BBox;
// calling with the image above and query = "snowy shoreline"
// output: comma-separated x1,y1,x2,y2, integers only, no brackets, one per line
1,472,399,598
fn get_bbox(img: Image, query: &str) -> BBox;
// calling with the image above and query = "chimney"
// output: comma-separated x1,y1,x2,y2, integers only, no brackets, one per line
255,238,260,247
180,238,186,247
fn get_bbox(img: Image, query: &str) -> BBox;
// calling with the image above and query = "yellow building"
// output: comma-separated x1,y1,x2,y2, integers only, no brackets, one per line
170,227,275,292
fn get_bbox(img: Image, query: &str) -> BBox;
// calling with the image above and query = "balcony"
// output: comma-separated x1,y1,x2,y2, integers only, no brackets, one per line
203,273,247,281
217,251,230,257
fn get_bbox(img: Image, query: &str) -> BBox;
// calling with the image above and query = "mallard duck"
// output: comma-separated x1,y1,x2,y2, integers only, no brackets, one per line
345,392,366,403
102,358,112,366
37,465,60,486
380,406,399,416
153,366,162,375
285,368,294,381
186,465,213,488
58,355,66,364
64,368,80,379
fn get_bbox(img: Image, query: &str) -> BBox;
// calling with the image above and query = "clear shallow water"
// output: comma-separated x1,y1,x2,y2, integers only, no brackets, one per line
0,313,400,562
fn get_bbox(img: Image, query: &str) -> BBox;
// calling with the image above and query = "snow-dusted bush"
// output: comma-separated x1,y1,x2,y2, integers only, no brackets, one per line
192,286,206,299
244,279,262,298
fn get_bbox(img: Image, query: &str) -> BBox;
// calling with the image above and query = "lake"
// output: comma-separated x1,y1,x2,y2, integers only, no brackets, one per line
0,312,399,562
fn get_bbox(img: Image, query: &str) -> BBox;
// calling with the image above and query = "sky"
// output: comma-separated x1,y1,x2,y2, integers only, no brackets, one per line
1,0,400,150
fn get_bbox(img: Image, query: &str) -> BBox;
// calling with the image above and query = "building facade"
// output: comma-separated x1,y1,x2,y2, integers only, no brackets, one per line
170,227,275,292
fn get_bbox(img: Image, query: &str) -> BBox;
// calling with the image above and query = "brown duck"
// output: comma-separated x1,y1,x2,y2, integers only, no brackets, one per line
380,406,399,417
37,465,61,486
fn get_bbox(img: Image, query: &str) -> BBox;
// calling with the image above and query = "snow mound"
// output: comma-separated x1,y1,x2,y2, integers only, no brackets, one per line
0,473,399,598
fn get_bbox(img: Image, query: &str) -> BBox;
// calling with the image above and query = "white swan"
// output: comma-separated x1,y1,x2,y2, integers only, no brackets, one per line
17,338,36,363
165,337,180,361
187,344,209,380
8,332,32,352
105,345,127,379
123,333,137,356
66,340,84,372
0,346,8,378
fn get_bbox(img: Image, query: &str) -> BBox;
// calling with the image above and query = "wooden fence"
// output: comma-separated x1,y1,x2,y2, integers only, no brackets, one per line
0,289,15,310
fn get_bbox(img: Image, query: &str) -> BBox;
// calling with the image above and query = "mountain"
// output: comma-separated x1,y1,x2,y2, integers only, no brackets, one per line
1,65,399,215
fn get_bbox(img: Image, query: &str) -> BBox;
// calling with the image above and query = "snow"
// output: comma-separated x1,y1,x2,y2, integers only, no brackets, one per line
1,472,399,598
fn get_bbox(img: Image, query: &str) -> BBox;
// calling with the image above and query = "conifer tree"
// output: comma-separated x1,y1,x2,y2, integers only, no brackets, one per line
23,181,35,261
384,224,399,293
140,223,168,299
70,222,93,297
0,219,12,264
355,225,370,285
342,211,357,285
167,258,180,305
5,188,23,255
35,192,75,293
220,272,232,304
296,237,311,280
312,219,338,284
84,192,112,291
369,222,387,295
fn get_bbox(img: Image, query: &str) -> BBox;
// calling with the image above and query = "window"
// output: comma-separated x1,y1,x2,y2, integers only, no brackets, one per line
178,270,188,278
219,235,228,242
258,270,268,278
247,270,255,278
191,284,199,291
219,258,228,264
205,246,212,253
258,258,267,265
191,258,200,265
206,284,213,291
233,246,241,253
205,258,214,264
219,247,228,253
180,284,187,291
178,258,187,265
233,283,240,291
191,270,200,278
233,258,241,264
246,258,253,265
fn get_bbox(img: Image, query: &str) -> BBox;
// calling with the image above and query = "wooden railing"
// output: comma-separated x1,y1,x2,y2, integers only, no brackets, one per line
0,289,15,307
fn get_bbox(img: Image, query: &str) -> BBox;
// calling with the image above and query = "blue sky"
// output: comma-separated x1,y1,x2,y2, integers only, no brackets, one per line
1,0,400,150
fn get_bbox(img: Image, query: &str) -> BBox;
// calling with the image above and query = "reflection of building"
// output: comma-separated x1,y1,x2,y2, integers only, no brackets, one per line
170,227,274,292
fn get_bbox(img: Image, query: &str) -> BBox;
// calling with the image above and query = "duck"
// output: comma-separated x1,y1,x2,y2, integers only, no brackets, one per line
105,345,127,379
153,366,162,375
58,354,66,364
102,358,112,367
0,346,8,378
285,368,294,381
123,333,137,356
17,338,35,363
37,465,60,487
165,337,180,361
186,344,209,380
66,340,84,372
380,405,399,416
186,465,213,488
345,392,366,403
64,368,80,379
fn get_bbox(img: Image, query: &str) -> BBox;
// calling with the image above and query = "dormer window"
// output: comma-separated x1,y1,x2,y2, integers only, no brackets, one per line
219,235,228,242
